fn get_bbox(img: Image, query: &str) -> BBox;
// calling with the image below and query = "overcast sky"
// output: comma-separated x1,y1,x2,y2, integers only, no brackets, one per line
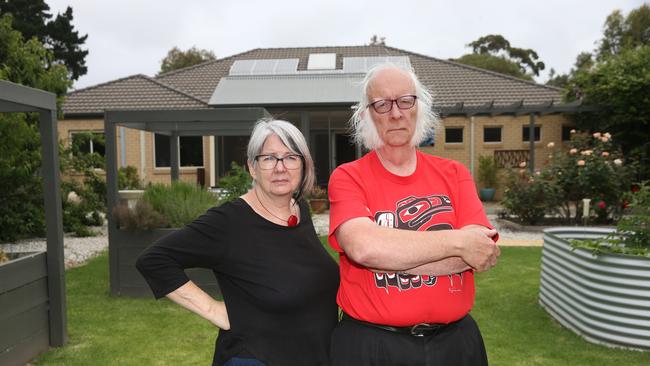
46,0,645,90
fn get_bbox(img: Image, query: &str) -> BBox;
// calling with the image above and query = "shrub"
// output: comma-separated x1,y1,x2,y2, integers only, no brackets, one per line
143,181,218,228
501,169,562,225
477,155,498,188
548,131,635,222
216,162,252,204
112,200,168,231
118,166,143,190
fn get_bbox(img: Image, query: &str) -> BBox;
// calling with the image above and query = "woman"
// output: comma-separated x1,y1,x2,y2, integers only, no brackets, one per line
136,119,339,366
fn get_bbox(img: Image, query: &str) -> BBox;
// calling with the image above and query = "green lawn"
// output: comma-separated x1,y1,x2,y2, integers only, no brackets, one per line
33,245,648,365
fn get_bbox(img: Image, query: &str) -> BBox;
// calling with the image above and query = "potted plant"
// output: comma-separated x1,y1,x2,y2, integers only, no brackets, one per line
109,181,221,297
308,186,329,214
477,155,498,201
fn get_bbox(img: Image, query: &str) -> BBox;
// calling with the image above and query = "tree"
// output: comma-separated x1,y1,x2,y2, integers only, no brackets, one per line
454,53,533,81
465,34,545,76
597,4,650,61
158,46,216,75
368,35,386,46
0,0,88,80
546,52,594,88
569,45,650,179
0,14,70,241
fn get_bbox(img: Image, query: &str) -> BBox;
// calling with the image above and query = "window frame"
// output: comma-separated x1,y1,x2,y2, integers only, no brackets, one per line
483,126,503,144
522,125,542,142
445,127,464,144
152,133,205,169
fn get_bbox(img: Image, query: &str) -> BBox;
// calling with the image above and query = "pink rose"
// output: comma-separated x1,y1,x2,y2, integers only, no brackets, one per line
577,160,586,166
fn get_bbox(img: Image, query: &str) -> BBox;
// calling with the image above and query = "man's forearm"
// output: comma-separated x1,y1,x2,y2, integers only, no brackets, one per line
403,257,470,276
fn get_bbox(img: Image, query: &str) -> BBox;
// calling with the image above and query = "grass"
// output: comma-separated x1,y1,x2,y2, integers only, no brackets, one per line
33,244,649,365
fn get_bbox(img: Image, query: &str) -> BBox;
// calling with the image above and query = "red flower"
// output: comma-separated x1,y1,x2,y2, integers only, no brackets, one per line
597,201,606,210
622,200,629,209
631,184,640,193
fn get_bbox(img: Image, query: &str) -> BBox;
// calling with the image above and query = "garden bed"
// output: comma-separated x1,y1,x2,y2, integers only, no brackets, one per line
540,227,650,350
0,251,50,366
109,228,220,297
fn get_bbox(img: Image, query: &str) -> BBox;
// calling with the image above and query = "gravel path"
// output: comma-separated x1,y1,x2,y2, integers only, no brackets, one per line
0,211,542,269
0,226,108,269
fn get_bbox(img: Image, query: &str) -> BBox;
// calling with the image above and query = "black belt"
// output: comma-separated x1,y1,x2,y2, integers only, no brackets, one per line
341,312,453,337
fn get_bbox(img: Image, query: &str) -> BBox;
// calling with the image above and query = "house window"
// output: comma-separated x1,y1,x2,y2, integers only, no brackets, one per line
445,127,463,143
562,125,574,141
154,134,204,168
483,127,502,143
70,131,105,169
522,125,541,142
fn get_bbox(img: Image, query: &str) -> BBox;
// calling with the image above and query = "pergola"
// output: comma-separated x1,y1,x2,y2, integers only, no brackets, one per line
104,107,270,295
436,99,600,172
0,80,67,356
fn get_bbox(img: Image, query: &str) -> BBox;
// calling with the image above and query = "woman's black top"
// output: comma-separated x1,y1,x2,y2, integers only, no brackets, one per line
136,198,339,366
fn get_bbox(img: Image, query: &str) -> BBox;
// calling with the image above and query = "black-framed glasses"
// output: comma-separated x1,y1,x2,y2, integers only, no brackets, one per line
255,154,303,170
367,95,417,114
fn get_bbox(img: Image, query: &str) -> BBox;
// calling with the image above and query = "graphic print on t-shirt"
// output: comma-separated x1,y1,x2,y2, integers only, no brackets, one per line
373,194,455,292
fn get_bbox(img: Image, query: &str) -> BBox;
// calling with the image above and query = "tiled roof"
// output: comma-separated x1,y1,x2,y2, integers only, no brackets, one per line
64,45,562,115
63,74,208,115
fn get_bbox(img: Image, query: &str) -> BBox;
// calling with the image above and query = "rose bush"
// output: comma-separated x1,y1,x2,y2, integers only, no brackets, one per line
502,130,636,224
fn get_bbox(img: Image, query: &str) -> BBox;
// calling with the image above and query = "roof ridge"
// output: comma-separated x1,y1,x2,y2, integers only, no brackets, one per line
382,45,564,93
155,48,263,78
139,75,207,104
67,74,149,95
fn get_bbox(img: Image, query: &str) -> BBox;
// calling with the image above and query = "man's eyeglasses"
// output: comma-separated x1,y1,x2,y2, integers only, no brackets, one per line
255,154,303,170
367,95,417,114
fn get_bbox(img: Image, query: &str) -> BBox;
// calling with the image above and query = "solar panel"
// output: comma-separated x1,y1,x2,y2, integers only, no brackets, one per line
342,56,411,73
307,53,336,70
229,59,299,75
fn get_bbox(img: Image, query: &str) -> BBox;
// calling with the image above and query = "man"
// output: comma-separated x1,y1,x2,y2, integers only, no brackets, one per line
328,63,500,366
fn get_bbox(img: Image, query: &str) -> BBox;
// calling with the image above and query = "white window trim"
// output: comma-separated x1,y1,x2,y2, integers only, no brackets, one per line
69,130,105,155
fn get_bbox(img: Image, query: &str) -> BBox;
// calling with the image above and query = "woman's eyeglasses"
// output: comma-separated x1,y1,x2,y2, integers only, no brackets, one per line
255,154,303,170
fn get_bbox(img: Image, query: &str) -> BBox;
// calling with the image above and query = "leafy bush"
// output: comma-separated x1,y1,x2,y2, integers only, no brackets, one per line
118,166,142,190
501,130,635,225
112,200,168,231
572,181,650,257
61,180,104,237
216,162,252,204
501,168,562,224
548,131,635,223
143,181,218,228
477,155,498,188
0,114,46,242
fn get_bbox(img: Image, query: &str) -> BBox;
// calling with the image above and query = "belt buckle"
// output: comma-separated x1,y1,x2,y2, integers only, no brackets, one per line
410,323,436,337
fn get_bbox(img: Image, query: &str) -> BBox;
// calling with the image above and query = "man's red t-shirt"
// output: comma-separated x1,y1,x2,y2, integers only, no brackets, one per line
328,150,495,326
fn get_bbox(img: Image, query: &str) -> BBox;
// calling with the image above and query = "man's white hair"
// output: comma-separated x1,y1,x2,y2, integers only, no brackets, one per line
350,63,439,150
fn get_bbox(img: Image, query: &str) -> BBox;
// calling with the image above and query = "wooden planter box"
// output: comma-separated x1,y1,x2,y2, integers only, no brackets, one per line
109,228,221,297
540,227,650,350
0,252,50,366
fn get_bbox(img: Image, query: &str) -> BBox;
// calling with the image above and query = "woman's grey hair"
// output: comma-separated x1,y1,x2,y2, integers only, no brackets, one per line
350,62,440,150
247,119,315,201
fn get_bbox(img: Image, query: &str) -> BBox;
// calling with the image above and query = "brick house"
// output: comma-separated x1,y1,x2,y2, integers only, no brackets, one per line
61,45,580,192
